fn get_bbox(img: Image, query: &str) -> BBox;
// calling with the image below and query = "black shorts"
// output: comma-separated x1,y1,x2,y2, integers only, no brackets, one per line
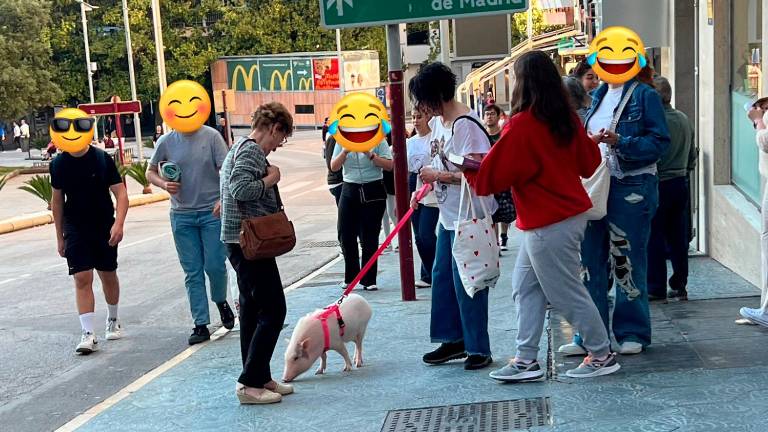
493,191,516,224
64,224,118,275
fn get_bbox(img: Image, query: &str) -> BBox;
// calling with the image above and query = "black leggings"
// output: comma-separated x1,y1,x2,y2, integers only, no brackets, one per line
227,244,286,388
338,182,386,287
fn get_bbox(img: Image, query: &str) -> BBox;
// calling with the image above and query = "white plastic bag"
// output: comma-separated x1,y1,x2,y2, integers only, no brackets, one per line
452,176,500,298
582,158,610,220
227,260,240,318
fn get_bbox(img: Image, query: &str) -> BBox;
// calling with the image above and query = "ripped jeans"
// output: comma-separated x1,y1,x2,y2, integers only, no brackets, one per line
575,174,658,347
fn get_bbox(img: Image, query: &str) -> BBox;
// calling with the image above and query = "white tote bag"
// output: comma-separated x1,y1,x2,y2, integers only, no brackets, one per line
582,158,610,220
581,81,639,221
452,176,500,298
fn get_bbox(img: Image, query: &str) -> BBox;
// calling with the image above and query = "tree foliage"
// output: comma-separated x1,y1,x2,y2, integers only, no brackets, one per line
0,0,63,120
510,0,565,47
43,0,389,110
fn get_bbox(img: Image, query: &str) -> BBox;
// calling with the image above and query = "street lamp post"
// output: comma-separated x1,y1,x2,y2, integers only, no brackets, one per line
77,0,99,141
151,0,168,131
121,0,143,161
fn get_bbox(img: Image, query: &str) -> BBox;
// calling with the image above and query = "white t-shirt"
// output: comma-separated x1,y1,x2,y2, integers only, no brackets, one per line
587,85,656,178
407,133,437,206
20,124,29,138
13,125,20,138
428,113,497,230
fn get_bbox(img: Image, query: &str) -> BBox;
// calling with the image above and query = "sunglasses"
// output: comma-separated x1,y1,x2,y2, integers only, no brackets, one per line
51,118,95,133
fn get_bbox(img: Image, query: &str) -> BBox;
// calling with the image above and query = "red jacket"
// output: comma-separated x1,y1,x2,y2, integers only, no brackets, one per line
466,110,600,230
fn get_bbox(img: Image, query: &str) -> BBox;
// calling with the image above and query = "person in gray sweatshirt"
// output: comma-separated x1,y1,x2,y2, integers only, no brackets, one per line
647,76,698,301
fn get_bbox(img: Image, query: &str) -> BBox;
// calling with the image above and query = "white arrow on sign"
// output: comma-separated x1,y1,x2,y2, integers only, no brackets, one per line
297,70,309,76
327,0,353,17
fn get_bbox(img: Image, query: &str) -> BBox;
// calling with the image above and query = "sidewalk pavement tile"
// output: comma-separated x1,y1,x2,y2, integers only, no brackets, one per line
77,235,768,432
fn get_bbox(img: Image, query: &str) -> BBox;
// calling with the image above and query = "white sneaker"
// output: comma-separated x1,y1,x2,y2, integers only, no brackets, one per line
618,341,643,355
76,332,99,354
557,343,587,356
106,318,123,340
739,307,768,327
415,280,431,288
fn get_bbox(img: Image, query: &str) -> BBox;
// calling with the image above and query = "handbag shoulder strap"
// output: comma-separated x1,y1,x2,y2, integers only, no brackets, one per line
609,81,639,132
232,138,284,209
452,115,492,142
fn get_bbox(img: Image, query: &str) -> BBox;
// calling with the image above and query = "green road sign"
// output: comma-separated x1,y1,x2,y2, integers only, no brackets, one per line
319,0,528,29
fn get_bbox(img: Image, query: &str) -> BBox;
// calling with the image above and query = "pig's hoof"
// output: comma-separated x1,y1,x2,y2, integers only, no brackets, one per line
315,368,325,375
355,361,363,368
343,365,352,372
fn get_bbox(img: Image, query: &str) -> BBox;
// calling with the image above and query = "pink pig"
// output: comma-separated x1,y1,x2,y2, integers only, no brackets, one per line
282,293,372,382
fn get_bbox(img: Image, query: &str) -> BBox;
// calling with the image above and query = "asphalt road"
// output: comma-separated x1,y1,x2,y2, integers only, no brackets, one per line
0,130,340,432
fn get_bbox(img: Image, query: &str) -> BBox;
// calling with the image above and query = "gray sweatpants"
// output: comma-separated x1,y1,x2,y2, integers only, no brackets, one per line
513,213,611,361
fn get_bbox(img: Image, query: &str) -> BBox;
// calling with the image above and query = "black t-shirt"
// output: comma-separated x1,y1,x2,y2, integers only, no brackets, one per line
50,146,122,228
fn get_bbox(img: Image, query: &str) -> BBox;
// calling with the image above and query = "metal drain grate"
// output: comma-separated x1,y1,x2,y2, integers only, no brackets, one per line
381,398,552,432
302,240,339,248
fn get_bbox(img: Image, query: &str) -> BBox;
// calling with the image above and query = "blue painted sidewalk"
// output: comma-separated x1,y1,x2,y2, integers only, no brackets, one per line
77,233,768,432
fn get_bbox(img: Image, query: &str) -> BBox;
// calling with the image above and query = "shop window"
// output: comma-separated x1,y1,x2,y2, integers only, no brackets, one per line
295,105,314,114
731,0,762,204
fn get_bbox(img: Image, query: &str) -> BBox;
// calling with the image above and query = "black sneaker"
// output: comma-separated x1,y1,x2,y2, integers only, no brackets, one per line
423,341,467,364
668,288,688,301
217,302,236,330
464,354,493,370
500,234,509,251
188,325,210,345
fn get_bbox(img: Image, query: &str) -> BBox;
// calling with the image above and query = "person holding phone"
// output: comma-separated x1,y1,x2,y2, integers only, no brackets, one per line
330,136,393,292
410,62,497,371
740,97,768,327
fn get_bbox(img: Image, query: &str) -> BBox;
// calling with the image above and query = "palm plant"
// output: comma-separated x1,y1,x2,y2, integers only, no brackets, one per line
19,175,53,210
114,156,128,179
0,174,8,192
127,160,152,194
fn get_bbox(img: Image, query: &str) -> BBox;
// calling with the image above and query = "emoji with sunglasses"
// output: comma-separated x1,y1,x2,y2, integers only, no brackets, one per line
159,80,212,133
328,92,391,153
50,108,96,153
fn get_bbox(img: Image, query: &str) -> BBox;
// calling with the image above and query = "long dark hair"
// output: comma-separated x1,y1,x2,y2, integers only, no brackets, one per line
511,51,577,145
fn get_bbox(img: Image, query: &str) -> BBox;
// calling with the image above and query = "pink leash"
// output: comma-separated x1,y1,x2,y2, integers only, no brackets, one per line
315,183,432,352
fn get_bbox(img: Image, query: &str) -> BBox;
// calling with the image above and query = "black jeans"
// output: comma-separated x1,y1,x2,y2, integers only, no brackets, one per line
226,244,286,388
338,182,386,286
648,176,690,297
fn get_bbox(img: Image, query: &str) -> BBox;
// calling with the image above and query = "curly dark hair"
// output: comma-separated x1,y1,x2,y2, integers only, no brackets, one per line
511,51,577,145
483,104,502,116
251,102,293,135
408,62,456,114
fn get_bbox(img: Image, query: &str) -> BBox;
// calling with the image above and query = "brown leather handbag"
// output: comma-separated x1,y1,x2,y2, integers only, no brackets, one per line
239,185,296,260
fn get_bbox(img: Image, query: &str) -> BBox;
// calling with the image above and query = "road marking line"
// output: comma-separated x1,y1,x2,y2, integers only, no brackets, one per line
285,187,324,201
55,324,233,432
121,232,171,249
56,254,341,431
0,273,30,285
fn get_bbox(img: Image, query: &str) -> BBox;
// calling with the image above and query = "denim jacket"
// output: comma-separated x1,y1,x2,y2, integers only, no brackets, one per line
585,79,670,173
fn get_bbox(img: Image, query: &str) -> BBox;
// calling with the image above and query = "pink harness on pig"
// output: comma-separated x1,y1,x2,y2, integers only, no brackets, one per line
315,304,345,352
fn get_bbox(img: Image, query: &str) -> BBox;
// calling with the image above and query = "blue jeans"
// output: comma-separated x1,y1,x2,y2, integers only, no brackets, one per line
170,210,229,326
430,225,491,356
412,204,439,283
575,174,658,347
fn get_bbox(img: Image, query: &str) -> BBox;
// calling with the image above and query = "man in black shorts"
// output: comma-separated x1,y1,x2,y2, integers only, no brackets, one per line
50,126,129,354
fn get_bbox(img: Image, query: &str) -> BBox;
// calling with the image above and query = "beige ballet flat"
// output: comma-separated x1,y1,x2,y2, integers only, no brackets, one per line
265,382,294,396
236,387,282,405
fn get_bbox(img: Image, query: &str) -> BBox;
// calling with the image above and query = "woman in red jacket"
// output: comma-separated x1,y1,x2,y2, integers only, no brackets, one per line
466,51,621,381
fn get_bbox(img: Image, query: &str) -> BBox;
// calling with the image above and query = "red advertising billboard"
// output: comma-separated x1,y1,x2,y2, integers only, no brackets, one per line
313,58,340,90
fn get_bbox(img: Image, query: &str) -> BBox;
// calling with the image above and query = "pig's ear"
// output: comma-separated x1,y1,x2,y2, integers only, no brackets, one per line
300,338,310,355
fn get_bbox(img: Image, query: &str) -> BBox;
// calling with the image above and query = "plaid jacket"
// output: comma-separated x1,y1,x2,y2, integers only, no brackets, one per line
220,138,280,243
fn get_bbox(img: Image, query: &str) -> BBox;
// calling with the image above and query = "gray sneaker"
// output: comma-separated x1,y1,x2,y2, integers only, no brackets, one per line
489,360,544,383
565,353,621,378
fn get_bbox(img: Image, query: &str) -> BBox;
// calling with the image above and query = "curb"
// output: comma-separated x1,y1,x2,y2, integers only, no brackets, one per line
0,191,170,235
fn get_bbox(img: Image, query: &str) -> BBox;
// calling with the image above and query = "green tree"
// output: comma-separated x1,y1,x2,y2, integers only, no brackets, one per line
0,0,63,120
510,0,565,47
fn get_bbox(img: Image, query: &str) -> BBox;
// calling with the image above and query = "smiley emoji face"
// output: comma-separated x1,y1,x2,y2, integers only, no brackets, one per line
328,92,391,153
49,108,95,153
159,80,211,133
587,27,647,85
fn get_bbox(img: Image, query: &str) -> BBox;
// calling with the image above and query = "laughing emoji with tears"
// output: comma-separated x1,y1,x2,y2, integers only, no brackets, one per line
329,92,391,153
587,27,647,85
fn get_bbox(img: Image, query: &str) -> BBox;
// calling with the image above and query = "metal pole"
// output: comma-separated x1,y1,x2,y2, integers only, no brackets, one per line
122,0,143,162
386,24,416,302
336,28,344,95
439,20,450,66
222,91,232,148
79,2,99,142
151,0,168,131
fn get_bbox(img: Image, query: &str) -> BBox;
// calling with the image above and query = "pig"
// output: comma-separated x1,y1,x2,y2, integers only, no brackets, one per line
282,293,372,382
